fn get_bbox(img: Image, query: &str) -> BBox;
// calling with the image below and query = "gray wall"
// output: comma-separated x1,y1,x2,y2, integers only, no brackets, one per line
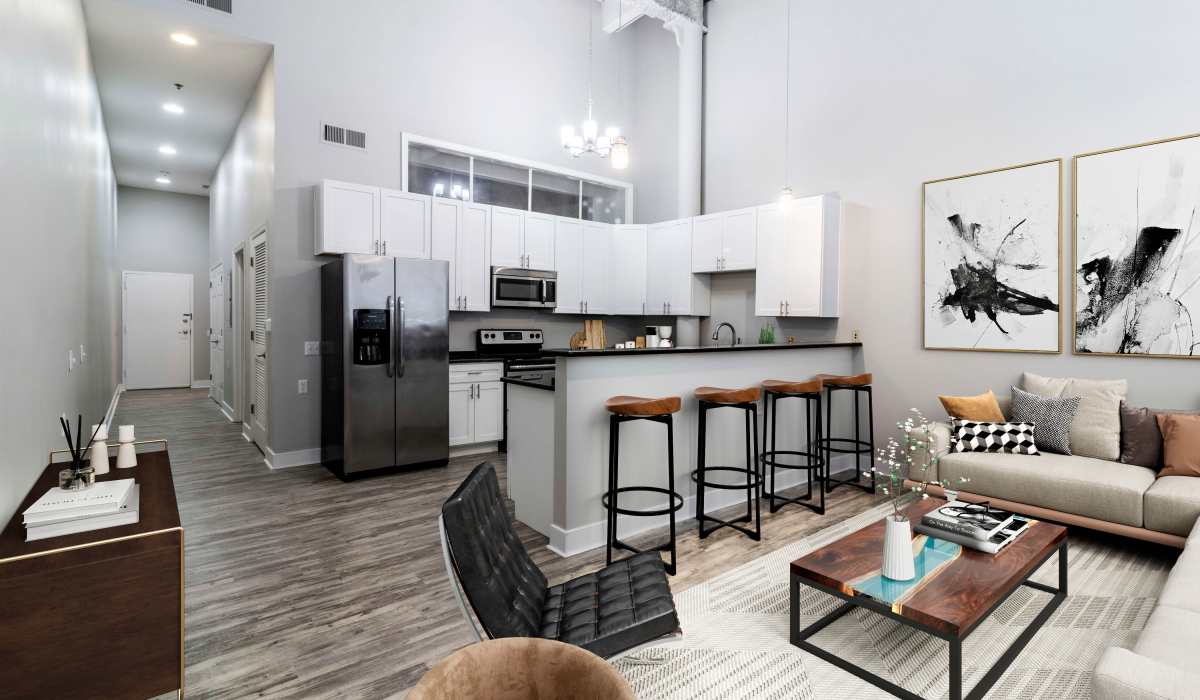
704,0,1200,437
0,0,120,524
117,186,211,383
130,0,682,454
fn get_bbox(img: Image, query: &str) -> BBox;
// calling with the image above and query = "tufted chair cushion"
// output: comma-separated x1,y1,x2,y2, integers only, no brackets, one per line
443,463,680,659
442,463,548,639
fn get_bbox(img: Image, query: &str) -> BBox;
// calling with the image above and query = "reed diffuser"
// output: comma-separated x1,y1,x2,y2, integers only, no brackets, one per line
58,414,103,490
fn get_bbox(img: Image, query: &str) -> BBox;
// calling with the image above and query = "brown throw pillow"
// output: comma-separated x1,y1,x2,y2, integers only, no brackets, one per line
939,390,1005,422
1158,414,1200,477
1121,404,1200,469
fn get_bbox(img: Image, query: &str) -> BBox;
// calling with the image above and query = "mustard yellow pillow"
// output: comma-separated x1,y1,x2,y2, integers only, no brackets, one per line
939,390,1005,422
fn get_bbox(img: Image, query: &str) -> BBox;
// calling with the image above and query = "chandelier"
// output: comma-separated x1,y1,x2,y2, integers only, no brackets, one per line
560,4,629,169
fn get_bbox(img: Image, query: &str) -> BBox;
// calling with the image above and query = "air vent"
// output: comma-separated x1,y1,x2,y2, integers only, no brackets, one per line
185,0,232,13
322,122,367,151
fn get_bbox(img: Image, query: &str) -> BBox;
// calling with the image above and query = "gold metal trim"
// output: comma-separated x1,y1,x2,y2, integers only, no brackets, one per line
0,526,182,565
921,158,1064,354
1071,131,1200,360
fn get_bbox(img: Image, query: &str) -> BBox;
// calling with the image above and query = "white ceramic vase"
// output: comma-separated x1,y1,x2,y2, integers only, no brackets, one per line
882,515,916,581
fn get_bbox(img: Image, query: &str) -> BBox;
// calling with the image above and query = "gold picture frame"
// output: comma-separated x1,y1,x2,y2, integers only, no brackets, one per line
1073,131,1200,360
922,158,1064,354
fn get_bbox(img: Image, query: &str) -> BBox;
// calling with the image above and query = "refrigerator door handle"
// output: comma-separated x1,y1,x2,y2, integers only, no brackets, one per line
385,296,394,378
396,297,406,377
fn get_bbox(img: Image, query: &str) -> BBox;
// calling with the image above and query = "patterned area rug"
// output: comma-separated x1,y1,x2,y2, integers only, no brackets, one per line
614,503,1176,699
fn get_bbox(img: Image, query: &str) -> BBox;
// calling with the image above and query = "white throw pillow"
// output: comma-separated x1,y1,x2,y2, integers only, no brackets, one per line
1022,372,1127,461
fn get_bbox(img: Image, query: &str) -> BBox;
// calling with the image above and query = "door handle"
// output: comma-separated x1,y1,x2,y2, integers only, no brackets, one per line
179,330,190,335
396,297,406,377
386,296,394,378
256,352,266,358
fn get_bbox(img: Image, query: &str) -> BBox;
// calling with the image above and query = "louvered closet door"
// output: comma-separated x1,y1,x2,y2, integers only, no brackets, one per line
250,230,269,448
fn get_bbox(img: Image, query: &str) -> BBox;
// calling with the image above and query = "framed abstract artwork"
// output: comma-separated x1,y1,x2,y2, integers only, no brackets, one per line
1075,133,1200,359
922,159,1063,353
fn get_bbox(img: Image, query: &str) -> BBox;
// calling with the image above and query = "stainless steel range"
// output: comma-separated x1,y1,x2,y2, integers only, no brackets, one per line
476,328,553,383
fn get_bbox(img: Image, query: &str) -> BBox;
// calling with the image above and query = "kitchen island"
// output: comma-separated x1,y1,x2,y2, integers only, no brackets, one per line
505,342,865,556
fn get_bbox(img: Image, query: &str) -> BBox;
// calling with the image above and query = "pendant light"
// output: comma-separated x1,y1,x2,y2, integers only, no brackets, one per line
779,0,793,209
561,3,627,167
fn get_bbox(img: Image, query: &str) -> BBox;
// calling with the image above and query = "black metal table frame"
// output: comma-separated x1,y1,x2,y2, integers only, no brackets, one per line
790,539,1067,700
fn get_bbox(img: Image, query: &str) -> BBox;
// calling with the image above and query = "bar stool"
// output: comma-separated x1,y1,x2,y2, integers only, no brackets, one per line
815,373,876,494
760,378,827,515
603,395,684,576
692,386,761,541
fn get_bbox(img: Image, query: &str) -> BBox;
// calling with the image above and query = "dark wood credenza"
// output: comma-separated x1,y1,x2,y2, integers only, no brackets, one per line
0,445,183,700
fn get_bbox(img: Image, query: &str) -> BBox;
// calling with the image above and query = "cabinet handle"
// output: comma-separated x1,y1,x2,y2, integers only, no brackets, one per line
779,300,783,316
785,300,790,315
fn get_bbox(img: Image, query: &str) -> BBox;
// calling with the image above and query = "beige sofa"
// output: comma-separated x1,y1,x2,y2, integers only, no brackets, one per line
1092,517,1200,700
913,421,1197,548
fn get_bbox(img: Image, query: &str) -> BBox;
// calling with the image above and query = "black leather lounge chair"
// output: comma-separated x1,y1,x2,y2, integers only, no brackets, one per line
439,462,680,659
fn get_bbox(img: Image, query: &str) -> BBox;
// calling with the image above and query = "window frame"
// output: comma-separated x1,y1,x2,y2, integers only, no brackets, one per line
401,132,634,224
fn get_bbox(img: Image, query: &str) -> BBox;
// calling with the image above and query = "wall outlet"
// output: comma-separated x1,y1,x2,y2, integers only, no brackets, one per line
68,349,77,373
298,379,309,395
304,341,320,356
851,330,861,342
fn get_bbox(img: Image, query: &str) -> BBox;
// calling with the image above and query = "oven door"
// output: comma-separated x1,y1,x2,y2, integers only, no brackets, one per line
491,269,556,308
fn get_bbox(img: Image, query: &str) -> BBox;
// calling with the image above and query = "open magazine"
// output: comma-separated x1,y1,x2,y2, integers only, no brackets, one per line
915,500,1033,554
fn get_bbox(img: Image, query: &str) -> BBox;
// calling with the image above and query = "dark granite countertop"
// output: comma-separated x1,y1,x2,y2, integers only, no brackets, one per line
449,351,507,364
542,341,862,358
501,376,555,391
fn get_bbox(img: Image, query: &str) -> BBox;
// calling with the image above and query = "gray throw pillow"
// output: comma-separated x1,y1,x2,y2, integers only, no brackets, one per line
1010,386,1080,455
1120,403,1200,468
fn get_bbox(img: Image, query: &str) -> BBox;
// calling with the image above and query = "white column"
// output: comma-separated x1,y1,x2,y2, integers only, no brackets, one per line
674,19,703,218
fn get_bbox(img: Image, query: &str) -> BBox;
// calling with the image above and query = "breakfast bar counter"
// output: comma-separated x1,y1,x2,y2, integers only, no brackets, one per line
506,341,865,556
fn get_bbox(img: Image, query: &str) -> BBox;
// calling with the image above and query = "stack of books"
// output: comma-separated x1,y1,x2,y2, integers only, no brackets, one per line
22,479,140,542
914,500,1032,554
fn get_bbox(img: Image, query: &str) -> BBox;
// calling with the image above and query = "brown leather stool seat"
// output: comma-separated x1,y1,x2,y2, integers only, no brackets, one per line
605,395,682,417
814,372,872,388
761,378,823,395
694,386,761,404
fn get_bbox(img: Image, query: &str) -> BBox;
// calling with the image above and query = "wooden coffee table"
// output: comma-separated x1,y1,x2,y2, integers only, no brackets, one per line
790,498,1067,700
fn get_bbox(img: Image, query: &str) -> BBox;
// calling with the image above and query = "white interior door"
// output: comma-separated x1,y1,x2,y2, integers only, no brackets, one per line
249,230,269,448
209,263,225,405
123,271,192,389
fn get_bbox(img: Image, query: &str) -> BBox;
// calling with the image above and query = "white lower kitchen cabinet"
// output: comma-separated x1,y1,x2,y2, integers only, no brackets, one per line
449,363,503,447
647,218,710,316
433,199,491,312
755,193,840,317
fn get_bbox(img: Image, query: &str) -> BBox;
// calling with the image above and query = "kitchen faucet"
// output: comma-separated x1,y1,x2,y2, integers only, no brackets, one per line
712,322,738,347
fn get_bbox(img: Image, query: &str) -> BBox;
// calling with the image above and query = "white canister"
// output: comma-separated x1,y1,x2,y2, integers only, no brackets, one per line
89,424,110,476
117,424,135,443
881,515,916,581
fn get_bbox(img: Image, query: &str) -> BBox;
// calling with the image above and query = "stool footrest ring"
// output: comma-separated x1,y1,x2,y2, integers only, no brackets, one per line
814,437,872,455
760,450,826,471
602,486,685,517
690,466,761,491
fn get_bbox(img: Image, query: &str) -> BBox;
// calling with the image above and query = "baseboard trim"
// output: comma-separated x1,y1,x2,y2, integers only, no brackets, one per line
103,383,125,429
547,456,864,557
218,403,235,423
241,427,252,443
191,380,212,389
264,446,321,470
450,442,500,458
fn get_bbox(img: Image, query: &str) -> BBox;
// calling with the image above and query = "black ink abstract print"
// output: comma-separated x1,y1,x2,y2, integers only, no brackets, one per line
923,160,1062,352
1075,134,1200,358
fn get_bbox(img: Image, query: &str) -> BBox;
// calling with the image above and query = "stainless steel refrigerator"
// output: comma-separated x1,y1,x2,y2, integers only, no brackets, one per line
321,255,449,478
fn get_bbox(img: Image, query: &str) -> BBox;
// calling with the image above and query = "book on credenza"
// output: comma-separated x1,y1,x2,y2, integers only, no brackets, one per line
916,500,1032,554
22,478,135,524
25,485,140,541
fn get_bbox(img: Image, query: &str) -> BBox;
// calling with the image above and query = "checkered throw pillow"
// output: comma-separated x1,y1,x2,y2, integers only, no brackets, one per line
949,419,1040,455
1009,386,1080,455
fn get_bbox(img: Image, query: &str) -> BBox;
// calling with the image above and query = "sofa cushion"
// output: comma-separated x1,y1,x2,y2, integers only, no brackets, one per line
1120,404,1200,469
1157,545,1200,614
938,451,1155,527
938,390,1005,422
1158,414,1200,477
1023,372,1126,461
948,419,1038,455
1143,476,1200,537
1133,604,1200,673
1009,386,1080,455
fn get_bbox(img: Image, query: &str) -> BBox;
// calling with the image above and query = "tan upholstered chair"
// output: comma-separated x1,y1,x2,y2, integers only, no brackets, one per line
409,638,636,700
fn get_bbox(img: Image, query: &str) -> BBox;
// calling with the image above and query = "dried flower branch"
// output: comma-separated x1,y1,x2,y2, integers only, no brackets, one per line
871,408,969,519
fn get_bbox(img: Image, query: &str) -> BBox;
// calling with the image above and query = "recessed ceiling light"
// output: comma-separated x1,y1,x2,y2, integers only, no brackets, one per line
158,144,177,156
156,175,172,185
162,102,184,115
170,32,197,47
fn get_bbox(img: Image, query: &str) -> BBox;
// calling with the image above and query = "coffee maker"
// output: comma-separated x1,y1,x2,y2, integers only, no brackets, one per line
658,325,674,348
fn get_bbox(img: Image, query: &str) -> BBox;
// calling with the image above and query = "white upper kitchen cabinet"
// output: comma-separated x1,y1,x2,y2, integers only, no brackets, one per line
646,218,710,316
432,198,491,312
314,179,379,255
523,212,556,270
609,225,647,315
554,218,584,314
378,189,431,259
754,194,840,318
691,207,756,272
580,222,611,315
490,206,525,268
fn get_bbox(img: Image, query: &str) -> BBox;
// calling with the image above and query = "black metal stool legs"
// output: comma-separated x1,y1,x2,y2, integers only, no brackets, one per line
760,391,826,515
823,385,876,494
693,400,761,540
603,413,683,575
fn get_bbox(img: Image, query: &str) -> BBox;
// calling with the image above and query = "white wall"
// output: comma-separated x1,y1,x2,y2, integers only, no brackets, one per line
117,186,211,383
0,0,119,524
704,0,1200,437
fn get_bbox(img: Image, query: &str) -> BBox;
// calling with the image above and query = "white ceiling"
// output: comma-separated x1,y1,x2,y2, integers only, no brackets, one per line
83,0,271,196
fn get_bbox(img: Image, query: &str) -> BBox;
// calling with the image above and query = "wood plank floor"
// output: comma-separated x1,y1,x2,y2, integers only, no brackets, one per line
118,388,878,698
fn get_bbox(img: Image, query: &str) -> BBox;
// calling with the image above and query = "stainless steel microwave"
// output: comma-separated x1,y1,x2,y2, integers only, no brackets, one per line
491,267,557,308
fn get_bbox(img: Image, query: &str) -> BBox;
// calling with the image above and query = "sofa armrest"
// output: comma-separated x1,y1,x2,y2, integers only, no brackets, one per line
904,422,949,483
1093,647,1200,700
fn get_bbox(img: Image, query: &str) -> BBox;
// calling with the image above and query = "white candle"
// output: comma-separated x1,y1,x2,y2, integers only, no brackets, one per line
118,425,135,443
91,423,108,442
